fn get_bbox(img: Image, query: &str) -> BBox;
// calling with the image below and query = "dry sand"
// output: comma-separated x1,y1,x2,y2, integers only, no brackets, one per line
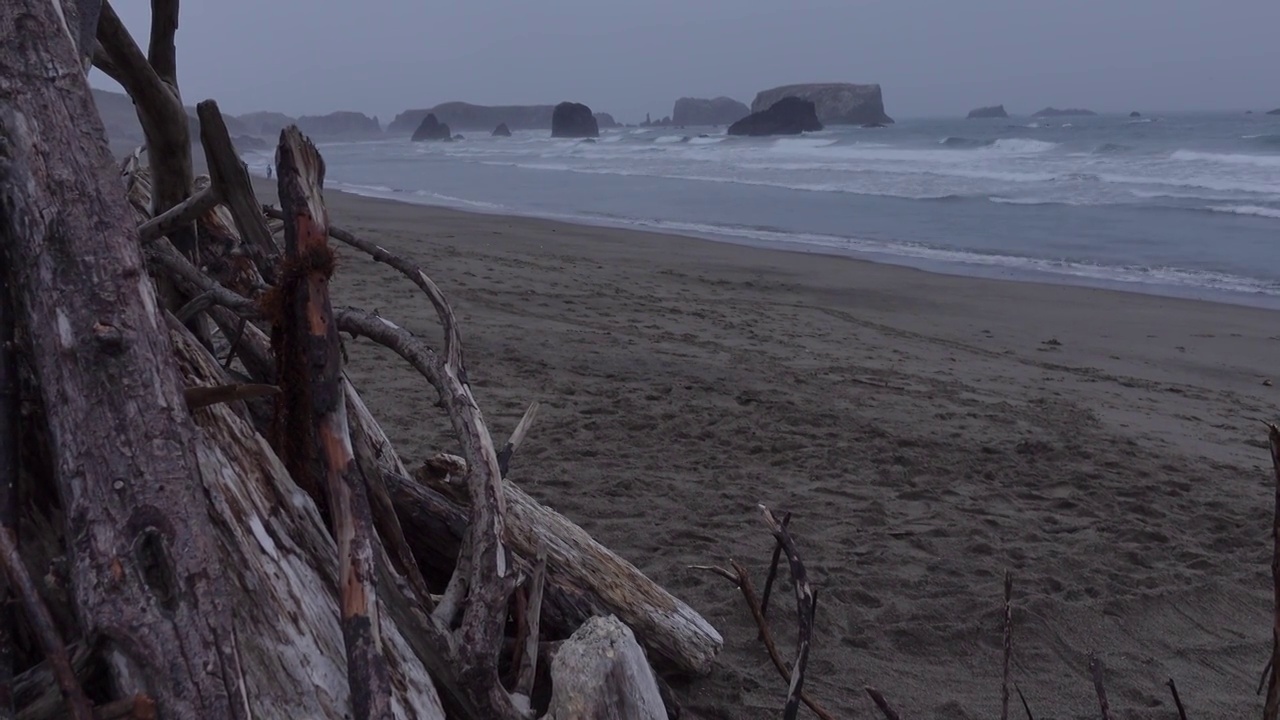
290,180,1279,719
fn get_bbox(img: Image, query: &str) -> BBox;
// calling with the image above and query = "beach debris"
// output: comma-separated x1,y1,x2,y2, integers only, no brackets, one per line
1089,652,1113,720
865,686,903,720
1265,423,1280,720
691,509,837,720
1,4,715,717
1167,677,1189,720
1002,570,1014,720
1264,379,1273,387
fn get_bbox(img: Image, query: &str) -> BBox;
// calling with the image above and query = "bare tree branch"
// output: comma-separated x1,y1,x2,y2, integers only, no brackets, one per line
274,127,393,720
147,0,178,85
0,527,95,720
138,185,216,242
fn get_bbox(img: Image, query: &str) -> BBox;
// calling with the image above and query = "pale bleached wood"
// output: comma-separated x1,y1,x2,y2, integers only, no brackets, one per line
417,453,723,677
170,323,446,720
546,616,668,720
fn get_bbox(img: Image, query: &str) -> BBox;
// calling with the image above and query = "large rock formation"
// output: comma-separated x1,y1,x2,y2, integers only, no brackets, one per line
237,111,298,136
390,103,564,133
750,83,891,125
296,111,381,137
492,123,512,137
1129,111,1142,118
1267,108,1280,115
727,97,822,136
594,112,619,129
967,104,1008,119
1032,107,1097,117
551,102,599,138
672,96,750,126
410,113,452,141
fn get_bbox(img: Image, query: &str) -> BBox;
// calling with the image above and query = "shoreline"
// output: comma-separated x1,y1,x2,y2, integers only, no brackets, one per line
309,173,1280,312
259,176,1279,716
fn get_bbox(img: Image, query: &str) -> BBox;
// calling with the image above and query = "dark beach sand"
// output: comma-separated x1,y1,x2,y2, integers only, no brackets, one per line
270,178,1278,718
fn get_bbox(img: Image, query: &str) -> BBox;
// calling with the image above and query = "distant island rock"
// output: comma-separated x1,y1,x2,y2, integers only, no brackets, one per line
750,83,891,125
1268,108,1280,116
1032,107,1097,117
391,103,554,133
967,104,1008,119
296,111,381,138
1129,111,1142,118
411,113,452,141
728,97,822,136
594,112,619,129
551,102,599,138
672,97,750,126
492,123,512,137
236,111,296,137
640,114,674,127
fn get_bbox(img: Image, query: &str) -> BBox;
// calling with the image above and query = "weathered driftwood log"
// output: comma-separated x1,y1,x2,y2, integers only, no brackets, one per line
415,454,722,676
196,100,279,280
272,126,394,720
545,616,668,720
1,232,16,719
760,505,816,720
169,320,446,719
0,4,245,713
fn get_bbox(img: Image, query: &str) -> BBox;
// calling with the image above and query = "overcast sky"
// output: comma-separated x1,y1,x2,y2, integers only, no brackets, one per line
92,0,1280,123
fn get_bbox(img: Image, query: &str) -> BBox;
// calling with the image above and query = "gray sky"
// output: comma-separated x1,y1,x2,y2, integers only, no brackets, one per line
93,0,1280,123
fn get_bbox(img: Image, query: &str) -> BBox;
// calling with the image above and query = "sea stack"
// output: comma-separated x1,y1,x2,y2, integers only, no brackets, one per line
411,113,452,141
1032,107,1097,117
492,122,512,137
967,105,1009,119
551,102,599,138
750,83,892,125
672,97,750,126
727,97,822,136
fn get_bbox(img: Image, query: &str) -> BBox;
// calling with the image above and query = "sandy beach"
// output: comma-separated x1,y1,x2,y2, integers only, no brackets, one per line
280,178,1279,718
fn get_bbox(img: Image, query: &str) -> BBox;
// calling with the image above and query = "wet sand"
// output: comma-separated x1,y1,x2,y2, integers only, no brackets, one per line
293,179,1278,719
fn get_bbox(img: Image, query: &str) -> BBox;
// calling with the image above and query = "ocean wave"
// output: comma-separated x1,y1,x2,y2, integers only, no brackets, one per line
1170,149,1280,167
1093,143,1132,154
1243,134,1280,146
989,196,1053,205
654,135,688,144
940,136,993,148
1207,205,1280,220
990,138,1058,153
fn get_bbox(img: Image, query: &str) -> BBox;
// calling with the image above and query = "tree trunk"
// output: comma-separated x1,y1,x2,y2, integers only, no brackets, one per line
0,2,240,715
546,616,668,720
272,126,394,720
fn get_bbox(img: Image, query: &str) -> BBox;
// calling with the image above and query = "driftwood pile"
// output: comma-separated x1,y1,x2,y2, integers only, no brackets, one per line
3,2,1280,720
0,1,734,718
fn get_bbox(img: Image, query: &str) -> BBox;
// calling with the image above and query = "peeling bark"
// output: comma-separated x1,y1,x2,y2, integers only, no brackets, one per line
0,3,240,714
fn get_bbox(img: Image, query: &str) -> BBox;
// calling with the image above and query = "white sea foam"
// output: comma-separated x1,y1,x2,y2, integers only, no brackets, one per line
1207,205,1280,219
1171,149,1280,168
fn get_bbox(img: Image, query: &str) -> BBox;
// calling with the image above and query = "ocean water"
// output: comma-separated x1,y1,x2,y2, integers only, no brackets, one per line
247,113,1280,307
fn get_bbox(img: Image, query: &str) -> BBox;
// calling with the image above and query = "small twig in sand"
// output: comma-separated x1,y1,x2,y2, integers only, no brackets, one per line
1002,569,1013,720
1089,653,1112,720
690,562,837,720
497,401,539,478
760,505,816,720
1167,677,1188,720
759,510,792,634
1015,683,1035,720
865,686,902,720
